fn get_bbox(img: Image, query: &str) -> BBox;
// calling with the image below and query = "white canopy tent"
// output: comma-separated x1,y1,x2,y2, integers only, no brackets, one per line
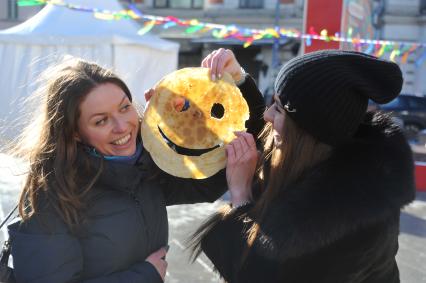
0,0,179,138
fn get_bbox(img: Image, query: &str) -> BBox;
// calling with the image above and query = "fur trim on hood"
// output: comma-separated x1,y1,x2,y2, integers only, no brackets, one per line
253,112,416,261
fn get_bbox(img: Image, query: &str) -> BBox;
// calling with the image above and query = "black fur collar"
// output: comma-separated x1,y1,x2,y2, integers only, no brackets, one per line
255,112,416,261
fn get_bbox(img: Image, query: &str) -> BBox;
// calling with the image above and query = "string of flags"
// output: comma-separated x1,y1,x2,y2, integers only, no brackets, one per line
17,0,426,67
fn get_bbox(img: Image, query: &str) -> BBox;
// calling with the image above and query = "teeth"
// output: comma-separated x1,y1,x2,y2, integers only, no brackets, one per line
112,134,130,145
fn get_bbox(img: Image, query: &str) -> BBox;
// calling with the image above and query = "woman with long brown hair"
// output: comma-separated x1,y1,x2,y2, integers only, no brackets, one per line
192,49,416,283
6,57,265,282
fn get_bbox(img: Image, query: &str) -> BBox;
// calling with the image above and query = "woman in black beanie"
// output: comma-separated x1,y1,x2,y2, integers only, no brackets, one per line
191,48,416,283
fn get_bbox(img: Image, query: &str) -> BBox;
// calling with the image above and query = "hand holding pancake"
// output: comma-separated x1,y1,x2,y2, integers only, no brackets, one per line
202,48,243,83
144,88,155,102
226,132,257,206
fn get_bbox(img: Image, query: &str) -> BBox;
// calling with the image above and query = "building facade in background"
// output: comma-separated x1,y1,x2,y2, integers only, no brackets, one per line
0,0,41,29
1,0,425,95
382,0,426,95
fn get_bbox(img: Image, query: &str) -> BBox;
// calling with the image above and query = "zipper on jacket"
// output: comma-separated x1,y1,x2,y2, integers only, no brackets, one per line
132,194,141,205
130,192,151,248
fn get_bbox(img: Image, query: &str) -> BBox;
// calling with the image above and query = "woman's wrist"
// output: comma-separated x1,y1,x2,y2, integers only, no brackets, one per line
234,67,247,86
230,189,252,208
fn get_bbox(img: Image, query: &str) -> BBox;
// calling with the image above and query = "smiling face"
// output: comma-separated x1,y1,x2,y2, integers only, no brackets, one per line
76,83,139,156
142,67,249,179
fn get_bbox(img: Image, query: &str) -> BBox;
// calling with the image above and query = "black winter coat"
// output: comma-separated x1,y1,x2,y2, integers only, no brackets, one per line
7,76,266,283
201,112,416,283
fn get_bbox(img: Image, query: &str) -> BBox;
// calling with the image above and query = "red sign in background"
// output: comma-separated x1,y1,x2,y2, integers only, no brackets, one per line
415,162,426,192
303,0,343,53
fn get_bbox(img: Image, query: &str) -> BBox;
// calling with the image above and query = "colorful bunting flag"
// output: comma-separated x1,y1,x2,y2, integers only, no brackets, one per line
16,0,426,66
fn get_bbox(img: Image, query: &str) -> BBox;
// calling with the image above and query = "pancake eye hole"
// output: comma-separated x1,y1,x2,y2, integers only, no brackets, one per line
173,97,190,112
211,103,225,119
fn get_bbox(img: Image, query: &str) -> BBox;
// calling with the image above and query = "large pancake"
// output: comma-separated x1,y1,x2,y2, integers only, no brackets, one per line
141,67,249,179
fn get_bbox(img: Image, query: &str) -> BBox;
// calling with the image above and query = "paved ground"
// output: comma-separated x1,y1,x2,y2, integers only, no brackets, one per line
166,202,222,283
397,192,426,283
1,154,425,282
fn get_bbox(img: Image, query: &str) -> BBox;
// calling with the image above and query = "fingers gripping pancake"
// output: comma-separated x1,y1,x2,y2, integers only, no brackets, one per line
141,67,249,179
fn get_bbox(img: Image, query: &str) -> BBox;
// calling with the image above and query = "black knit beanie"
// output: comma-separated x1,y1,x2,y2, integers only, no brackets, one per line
274,50,403,145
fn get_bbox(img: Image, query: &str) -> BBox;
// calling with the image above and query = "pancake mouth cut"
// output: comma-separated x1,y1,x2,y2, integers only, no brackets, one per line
158,126,221,156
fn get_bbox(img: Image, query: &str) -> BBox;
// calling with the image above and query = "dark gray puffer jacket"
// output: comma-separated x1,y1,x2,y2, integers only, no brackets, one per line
8,151,227,283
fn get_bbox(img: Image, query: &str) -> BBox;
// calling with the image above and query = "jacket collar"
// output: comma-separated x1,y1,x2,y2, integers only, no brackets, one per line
77,148,154,194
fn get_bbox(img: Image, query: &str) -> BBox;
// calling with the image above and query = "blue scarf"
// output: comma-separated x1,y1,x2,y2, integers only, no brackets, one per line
85,142,143,165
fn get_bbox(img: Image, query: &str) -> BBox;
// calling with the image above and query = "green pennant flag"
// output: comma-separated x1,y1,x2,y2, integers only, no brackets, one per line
185,24,204,34
18,0,45,7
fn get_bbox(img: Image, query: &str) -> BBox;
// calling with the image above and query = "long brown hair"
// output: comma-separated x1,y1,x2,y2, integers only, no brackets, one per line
12,58,132,231
190,112,332,261
246,113,332,246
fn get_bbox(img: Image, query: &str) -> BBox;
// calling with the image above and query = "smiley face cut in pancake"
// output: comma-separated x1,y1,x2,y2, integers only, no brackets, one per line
141,67,249,179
